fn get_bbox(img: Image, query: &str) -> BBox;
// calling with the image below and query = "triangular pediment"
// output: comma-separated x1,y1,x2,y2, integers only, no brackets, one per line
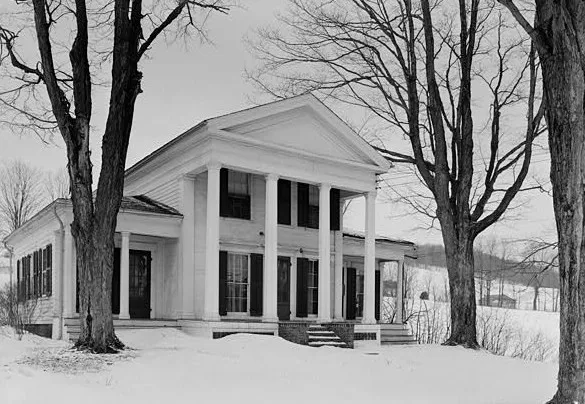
210,95,389,170
225,106,371,164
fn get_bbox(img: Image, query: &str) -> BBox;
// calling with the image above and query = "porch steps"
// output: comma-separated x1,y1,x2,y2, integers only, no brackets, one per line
307,324,349,348
380,323,417,345
63,318,179,342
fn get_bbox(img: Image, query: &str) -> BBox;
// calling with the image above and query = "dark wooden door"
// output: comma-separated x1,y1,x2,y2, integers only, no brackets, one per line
346,267,357,320
129,250,151,319
277,256,291,321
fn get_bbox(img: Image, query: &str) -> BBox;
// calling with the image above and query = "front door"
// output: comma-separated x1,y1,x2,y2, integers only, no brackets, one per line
129,250,151,319
277,256,291,321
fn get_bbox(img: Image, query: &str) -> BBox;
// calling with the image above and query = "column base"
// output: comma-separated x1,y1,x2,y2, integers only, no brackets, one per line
317,317,332,323
262,316,279,323
202,312,221,321
118,313,130,320
361,317,376,325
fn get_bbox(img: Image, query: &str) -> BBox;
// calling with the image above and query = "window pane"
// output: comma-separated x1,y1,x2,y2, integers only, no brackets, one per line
226,253,249,313
228,171,249,196
308,185,319,206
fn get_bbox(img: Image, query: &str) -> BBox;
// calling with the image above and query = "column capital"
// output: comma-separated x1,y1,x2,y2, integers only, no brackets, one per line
366,190,377,199
265,173,279,182
121,231,131,238
320,182,332,190
207,161,222,171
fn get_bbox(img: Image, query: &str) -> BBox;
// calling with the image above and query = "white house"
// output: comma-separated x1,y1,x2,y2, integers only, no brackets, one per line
4,94,416,344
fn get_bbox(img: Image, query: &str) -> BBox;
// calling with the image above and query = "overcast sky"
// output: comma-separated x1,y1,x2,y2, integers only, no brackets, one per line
0,0,556,252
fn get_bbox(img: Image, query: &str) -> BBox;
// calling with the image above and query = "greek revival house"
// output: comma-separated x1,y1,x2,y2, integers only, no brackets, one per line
4,94,416,345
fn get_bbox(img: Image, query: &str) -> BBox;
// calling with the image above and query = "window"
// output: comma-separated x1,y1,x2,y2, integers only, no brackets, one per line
356,273,365,318
33,250,39,297
25,255,32,300
297,183,341,230
221,169,251,220
226,253,249,313
307,185,319,229
307,260,318,315
42,245,52,296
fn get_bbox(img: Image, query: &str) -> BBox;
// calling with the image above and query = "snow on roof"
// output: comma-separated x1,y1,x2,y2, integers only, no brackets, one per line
343,228,415,246
119,195,182,216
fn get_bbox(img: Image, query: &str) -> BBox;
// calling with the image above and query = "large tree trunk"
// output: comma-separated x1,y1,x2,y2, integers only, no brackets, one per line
533,284,539,311
74,226,120,351
535,1,585,401
442,230,479,348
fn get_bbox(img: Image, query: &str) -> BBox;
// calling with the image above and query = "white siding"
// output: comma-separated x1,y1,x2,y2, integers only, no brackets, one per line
144,179,180,209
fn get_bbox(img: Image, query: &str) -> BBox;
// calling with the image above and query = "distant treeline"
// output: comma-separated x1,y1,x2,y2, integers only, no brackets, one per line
414,244,559,289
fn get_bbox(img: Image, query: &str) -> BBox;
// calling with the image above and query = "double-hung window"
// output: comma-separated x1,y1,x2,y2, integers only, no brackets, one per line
307,185,319,229
307,260,318,315
221,169,251,220
226,253,249,313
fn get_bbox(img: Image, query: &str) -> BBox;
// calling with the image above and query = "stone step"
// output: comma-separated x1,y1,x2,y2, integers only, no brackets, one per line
380,335,418,344
308,335,339,340
308,341,347,347
307,331,336,336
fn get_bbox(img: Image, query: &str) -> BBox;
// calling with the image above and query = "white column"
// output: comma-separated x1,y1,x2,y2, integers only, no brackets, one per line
62,228,74,317
119,231,131,320
264,173,279,321
204,163,221,320
52,230,64,339
334,199,344,319
362,191,376,324
179,175,196,319
395,259,404,324
318,183,332,322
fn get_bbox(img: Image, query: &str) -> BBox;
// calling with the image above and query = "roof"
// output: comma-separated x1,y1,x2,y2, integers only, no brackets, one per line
125,93,391,178
343,229,416,246
3,195,181,246
119,195,181,216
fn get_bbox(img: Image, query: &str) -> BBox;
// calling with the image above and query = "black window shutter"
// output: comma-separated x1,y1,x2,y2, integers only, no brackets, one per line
277,179,291,225
375,270,381,322
296,258,308,317
41,248,46,296
219,251,228,316
33,251,38,297
16,260,20,302
346,267,356,320
250,253,264,317
219,168,229,218
47,245,52,296
297,183,309,227
112,248,121,315
330,188,341,231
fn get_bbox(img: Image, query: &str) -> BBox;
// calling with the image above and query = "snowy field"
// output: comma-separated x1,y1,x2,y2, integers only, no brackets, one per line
0,327,557,404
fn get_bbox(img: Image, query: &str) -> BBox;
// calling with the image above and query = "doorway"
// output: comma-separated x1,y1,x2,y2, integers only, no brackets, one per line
277,256,291,321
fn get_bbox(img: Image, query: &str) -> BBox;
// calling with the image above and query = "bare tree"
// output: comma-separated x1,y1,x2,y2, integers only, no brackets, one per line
45,168,70,201
498,0,585,401
0,0,230,352
249,0,545,348
0,160,44,237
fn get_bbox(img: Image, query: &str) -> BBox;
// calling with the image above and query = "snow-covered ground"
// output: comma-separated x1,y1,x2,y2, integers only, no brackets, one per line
1,327,558,404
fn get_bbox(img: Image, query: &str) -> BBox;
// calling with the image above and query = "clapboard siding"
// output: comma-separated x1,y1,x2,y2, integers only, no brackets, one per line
144,179,180,210
20,297,54,324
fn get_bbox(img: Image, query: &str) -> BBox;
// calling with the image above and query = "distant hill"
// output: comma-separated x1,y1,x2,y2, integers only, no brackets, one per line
414,244,559,289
